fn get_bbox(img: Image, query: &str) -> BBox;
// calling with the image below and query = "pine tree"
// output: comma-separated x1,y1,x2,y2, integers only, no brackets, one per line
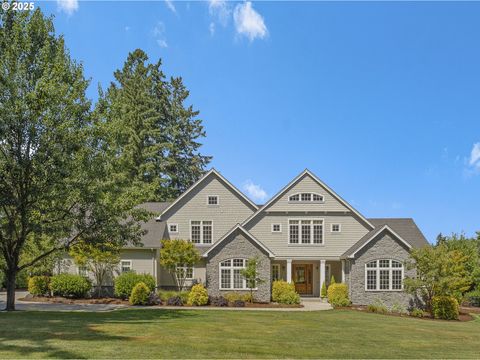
321,281,327,298
330,275,336,285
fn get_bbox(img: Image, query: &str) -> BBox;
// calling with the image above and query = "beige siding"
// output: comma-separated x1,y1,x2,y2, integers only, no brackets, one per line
246,213,369,258
266,175,350,213
162,174,256,245
158,260,207,289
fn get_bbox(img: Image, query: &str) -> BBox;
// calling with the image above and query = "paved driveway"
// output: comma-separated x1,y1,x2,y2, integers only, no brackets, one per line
0,291,126,312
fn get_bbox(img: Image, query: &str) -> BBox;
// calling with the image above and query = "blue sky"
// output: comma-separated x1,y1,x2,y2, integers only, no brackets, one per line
40,0,480,243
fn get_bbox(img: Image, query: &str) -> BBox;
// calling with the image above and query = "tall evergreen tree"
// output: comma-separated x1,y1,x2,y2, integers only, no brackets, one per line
96,49,211,202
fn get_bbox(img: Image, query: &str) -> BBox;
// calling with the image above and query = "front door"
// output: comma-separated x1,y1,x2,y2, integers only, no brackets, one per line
293,264,313,295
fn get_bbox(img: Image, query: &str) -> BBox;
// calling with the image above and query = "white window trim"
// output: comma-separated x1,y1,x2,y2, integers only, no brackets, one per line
288,192,325,203
272,263,281,281
206,195,219,206
331,223,341,233
189,220,214,245
218,258,257,290
287,218,325,245
77,265,88,276
120,260,132,273
176,265,194,280
364,259,404,292
271,223,282,233
168,223,179,233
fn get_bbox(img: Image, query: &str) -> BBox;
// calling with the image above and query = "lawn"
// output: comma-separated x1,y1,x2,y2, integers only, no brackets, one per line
0,309,479,358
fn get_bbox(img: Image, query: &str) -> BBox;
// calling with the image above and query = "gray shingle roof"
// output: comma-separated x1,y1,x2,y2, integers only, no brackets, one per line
126,202,170,249
341,218,429,258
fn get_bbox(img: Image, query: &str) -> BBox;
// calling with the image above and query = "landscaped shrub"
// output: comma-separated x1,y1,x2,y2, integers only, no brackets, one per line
224,292,252,303
209,295,228,307
410,308,427,318
272,280,301,305
432,296,459,320
114,272,156,299
50,274,92,298
167,295,183,306
28,276,50,296
187,284,209,306
15,270,29,289
148,292,162,305
464,288,480,307
158,290,189,303
129,282,150,305
327,283,350,307
367,299,388,314
233,299,245,307
330,275,336,285
390,302,408,315
321,281,327,298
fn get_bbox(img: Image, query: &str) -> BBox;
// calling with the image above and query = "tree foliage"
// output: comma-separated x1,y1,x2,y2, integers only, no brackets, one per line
404,244,472,310
159,239,200,291
240,257,265,302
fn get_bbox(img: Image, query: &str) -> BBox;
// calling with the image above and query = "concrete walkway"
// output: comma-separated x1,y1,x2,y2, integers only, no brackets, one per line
0,291,332,312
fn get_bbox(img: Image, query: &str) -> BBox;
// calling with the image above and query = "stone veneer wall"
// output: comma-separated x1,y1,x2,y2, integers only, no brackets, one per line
206,231,271,302
346,230,418,309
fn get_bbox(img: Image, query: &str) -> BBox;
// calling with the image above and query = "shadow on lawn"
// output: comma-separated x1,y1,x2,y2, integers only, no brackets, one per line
0,309,198,358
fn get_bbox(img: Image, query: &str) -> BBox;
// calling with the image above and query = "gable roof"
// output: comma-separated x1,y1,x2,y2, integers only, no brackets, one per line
158,168,258,220
202,224,275,258
242,169,375,229
341,218,429,258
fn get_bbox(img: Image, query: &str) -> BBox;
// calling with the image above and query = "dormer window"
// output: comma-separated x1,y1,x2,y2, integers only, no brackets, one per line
207,195,219,205
289,193,324,203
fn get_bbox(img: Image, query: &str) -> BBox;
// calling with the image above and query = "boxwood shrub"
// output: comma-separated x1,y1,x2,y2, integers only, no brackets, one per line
432,296,459,320
272,280,300,304
129,282,150,305
28,276,50,296
50,274,92,298
327,283,351,307
114,272,156,300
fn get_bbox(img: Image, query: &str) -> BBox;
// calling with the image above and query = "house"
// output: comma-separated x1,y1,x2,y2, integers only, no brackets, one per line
63,168,428,307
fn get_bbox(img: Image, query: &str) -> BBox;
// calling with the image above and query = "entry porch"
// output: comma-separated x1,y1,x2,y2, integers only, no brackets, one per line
271,259,345,297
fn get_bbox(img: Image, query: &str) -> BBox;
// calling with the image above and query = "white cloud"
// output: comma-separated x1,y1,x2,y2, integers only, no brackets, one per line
209,0,231,27
468,143,480,169
233,1,267,42
153,22,168,48
243,180,268,203
56,0,78,15
209,22,215,36
164,0,176,14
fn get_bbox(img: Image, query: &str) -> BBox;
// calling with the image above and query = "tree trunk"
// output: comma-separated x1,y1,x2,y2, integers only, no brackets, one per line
5,267,17,311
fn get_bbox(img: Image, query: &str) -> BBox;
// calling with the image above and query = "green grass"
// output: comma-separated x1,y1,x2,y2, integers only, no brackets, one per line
0,309,479,358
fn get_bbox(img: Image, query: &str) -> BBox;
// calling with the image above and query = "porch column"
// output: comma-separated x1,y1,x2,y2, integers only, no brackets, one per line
341,260,345,283
319,260,326,293
286,259,292,283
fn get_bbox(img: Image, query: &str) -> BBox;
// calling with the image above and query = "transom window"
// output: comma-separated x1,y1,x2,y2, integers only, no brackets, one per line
331,224,341,233
365,259,403,291
207,195,219,205
168,224,178,233
176,265,194,280
190,221,213,244
289,193,324,202
120,260,132,273
271,224,282,233
289,219,324,244
219,259,249,290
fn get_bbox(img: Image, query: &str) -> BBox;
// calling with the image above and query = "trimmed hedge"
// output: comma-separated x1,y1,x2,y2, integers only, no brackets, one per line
272,280,300,304
50,274,91,298
129,282,150,305
432,296,459,320
327,283,350,307
28,276,50,296
158,290,189,304
224,292,253,303
114,272,156,300
187,284,209,306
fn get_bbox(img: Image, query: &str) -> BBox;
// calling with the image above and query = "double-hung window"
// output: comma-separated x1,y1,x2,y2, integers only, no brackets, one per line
176,265,194,280
365,259,404,291
289,219,324,244
190,221,213,244
120,260,132,273
219,259,249,290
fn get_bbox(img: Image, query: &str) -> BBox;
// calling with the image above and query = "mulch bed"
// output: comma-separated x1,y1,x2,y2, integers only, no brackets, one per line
334,305,475,322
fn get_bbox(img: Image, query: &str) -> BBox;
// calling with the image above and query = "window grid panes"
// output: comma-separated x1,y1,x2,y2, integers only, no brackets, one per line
121,261,131,273
220,258,247,290
191,221,212,244
169,224,178,233
289,219,324,244
365,260,404,291
176,265,194,280
207,196,218,205
272,224,281,232
331,224,340,232
301,193,312,202
272,264,280,281
289,193,324,202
